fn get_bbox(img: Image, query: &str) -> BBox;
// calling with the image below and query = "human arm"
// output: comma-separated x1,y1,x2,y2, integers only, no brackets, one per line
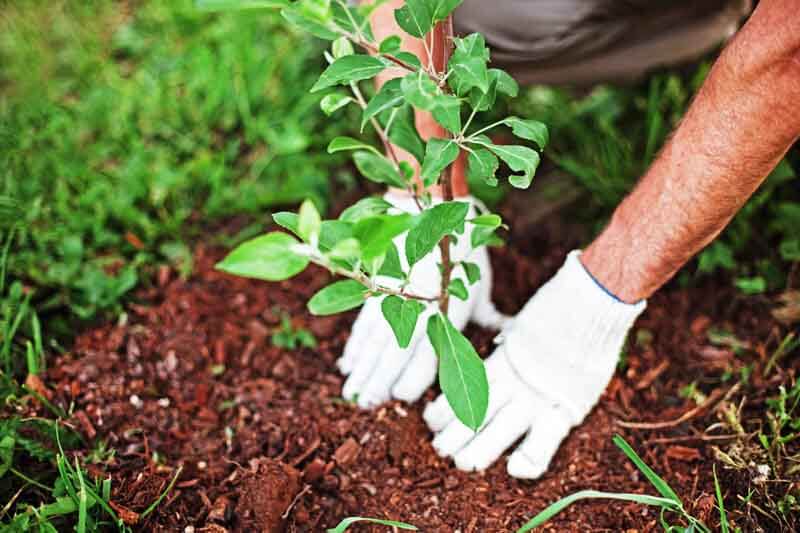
582,0,800,302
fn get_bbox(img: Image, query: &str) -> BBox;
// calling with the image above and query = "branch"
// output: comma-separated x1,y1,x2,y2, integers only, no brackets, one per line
309,254,437,303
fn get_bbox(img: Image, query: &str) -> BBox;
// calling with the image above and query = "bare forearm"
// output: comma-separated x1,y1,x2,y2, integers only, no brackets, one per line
582,0,800,302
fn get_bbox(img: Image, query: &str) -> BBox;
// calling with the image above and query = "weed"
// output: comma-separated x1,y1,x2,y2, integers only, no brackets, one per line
271,311,318,350
518,435,719,532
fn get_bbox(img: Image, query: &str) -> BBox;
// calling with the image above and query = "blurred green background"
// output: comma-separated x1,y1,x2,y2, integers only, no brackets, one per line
0,0,797,528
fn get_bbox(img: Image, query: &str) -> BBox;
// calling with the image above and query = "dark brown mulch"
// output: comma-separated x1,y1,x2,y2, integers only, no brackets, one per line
43,202,792,532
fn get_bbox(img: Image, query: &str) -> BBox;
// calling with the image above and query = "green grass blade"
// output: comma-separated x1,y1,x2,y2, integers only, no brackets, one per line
327,516,419,532
141,466,183,519
517,490,679,532
612,434,682,505
714,465,729,533
75,458,88,533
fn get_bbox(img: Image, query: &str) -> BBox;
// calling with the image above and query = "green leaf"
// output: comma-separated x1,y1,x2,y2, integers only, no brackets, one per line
378,242,405,279
297,199,321,243
461,261,481,284
320,220,354,251
448,33,490,95
448,278,468,300
780,239,800,261
612,434,682,504
353,151,406,188
332,1,373,38
429,0,463,23
430,96,461,134
0,436,14,478
320,93,353,115
734,276,767,295
393,0,432,38
466,148,498,186
328,238,360,261
339,197,393,223
381,295,426,348
516,490,679,533
308,280,370,315
332,36,354,58
394,51,422,70
281,7,338,39
354,213,415,261
362,78,404,131
216,232,309,281
311,55,386,92
196,0,290,10
490,68,518,97
405,201,469,266
420,138,459,186
471,225,502,248
296,0,332,24
387,106,425,163
469,213,502,228
328,136,381,156
503,117,549,149
379,35,402,54
400,71,461,133
427,313,488,430
327,516,418,533
472,139,540,189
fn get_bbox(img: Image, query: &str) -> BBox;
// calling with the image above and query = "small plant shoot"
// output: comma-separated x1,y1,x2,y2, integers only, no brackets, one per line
212,0,547,430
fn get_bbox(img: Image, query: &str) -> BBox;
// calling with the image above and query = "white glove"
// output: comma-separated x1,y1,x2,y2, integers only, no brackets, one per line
338,192,509,408
424,251,646,478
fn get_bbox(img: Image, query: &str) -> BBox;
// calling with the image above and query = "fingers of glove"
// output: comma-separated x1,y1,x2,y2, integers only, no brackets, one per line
338,299,382,375
355,324,428,408
431,383,514,458
506,404,573,479
341,332,390,401
391,337,438,403
453,401,532,472
422,392,455,432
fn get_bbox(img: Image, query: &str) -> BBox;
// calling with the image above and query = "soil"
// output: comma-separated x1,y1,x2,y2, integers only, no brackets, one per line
42,194,797,532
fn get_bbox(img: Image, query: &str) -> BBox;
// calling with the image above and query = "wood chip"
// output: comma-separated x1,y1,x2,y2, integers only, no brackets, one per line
665,445,702,462
109,501,140,525
333,438,360,467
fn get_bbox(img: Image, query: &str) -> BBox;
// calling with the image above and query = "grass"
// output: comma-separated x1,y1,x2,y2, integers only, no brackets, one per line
511,71,799,292
1,0,357,528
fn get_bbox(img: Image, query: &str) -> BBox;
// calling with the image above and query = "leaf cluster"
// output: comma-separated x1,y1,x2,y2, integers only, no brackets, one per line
212,0,548,431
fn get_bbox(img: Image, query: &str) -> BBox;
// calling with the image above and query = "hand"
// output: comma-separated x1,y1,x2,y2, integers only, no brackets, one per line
337,192,509,408
424,251,646,478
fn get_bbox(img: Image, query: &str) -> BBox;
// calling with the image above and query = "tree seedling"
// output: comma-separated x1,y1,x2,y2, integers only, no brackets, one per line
209,0,547,430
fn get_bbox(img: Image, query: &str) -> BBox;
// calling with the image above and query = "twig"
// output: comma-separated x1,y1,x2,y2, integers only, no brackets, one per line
617,383,741,430
282,484,312,520
309,255,437,302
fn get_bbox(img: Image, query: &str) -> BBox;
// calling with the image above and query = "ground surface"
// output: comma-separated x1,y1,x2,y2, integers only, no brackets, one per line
41,199,795,532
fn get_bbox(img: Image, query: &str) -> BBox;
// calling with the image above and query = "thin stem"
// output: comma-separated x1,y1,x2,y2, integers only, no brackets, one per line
348,80,423,210
467,118,507,140
309,253,437,302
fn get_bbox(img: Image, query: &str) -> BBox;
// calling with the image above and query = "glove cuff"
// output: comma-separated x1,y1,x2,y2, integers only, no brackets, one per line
514,250,645,351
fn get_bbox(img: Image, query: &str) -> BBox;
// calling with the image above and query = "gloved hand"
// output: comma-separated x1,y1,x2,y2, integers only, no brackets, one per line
337,192,509,408
424,251,646,478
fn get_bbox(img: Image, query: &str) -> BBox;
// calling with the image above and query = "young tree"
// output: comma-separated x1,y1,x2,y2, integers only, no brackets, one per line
210,0,548,430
